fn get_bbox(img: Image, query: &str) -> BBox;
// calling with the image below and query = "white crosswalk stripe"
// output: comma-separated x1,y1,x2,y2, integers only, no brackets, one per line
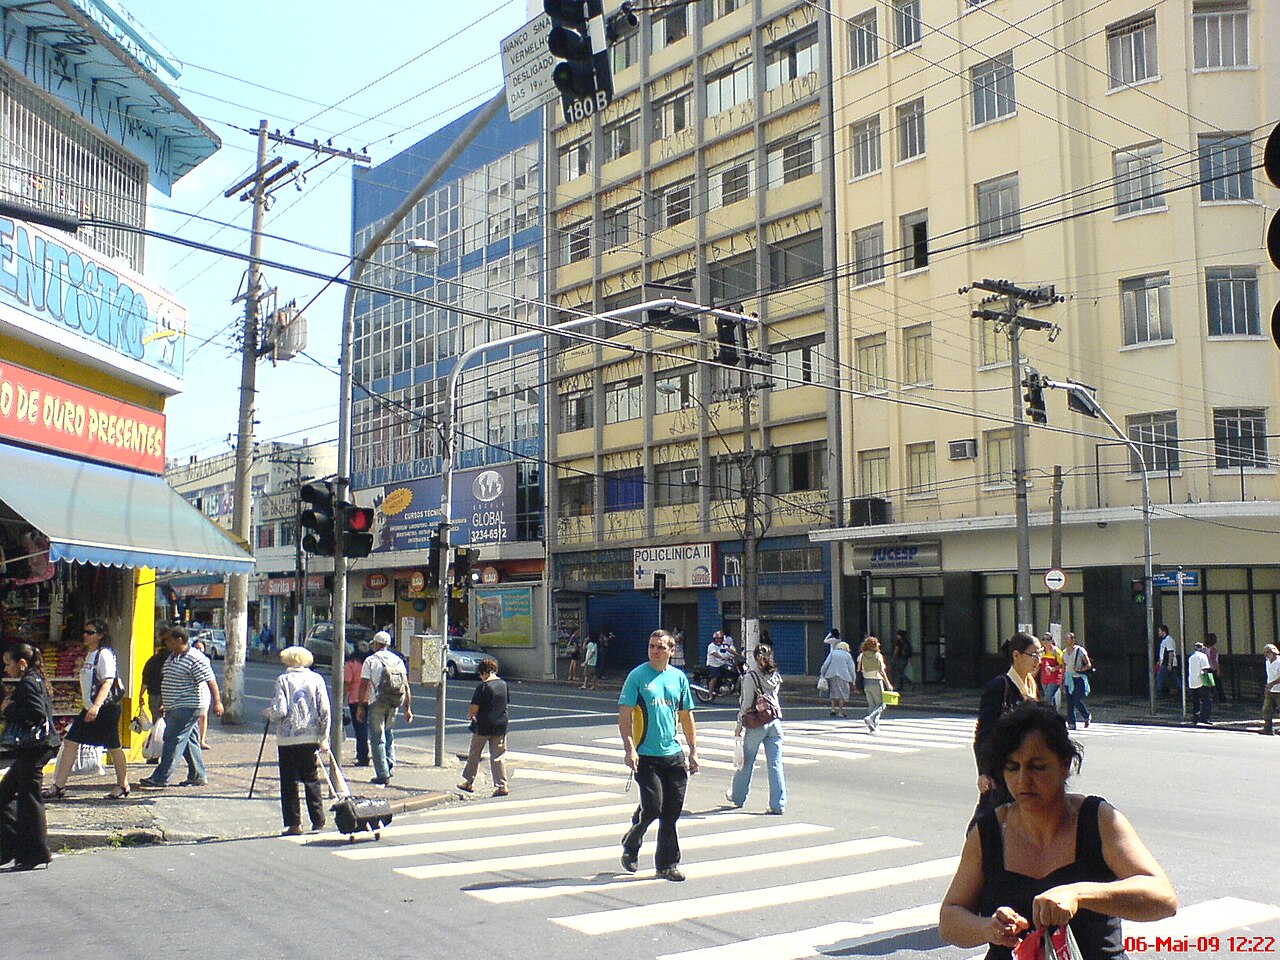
538,741,817,767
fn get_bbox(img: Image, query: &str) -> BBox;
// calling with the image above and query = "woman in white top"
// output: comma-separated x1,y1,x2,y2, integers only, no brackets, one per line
818,641,857,717
1061,632,1092,730
859,636,895,733
43,618,130,800
263,645,331,835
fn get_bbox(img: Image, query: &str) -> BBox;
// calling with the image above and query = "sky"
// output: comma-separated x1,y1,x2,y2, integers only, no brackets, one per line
124,0,540,464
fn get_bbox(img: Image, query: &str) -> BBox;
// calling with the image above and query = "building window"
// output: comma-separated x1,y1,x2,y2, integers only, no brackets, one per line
1127,412,1180,473
772,339,820,388
710,456,740,500
706,60,754,117
562,219,592,263
600,204,640,252
1107,13,1158,87
559,139,591,182
701,0,747,22
893,0,922,48
852,223,885,286
906,442,937,496
561,388,593,431
850,114,882,178
765,128,818,188
655,461,699,506
775,441,827,493
849,10,879,70
1198,133,1253,201
984,429,1014,485
559,475,594,517
1113,142,1166,214
651,5,690,49
1206,267,1260,336
980,320,1011,365
859,448,890,496
657,179,694,228
900,209,929,271
257,525,275,550
605,468,645,512
855,334,888,392
1121,273,1172,344
1213,408,1268,468
897,98,925,161
603,114,639,163
1193,1,1248,69
604,378,643,423
766,29,820,90
611,28,640,72
655,366,697,413
652,89,691,140
708,253,756,303
768,231,823,288
902,324,932,385
975,174,1020,242
708,154,754,209
970,52,1015,126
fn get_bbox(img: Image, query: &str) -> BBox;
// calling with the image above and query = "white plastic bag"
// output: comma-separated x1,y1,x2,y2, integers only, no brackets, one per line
142,716,166,761
69,742,105,777
816,676,829,695
130,711,154,734
733,733,745,771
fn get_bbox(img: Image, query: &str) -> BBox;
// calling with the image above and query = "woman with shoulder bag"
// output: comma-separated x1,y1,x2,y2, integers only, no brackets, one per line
725,644,785,815
43,618,130,800
818,641,856,717
1,642,61,869
1062,632,1093,731
263,646,331,836
972,632,1042,826
859,636,894,734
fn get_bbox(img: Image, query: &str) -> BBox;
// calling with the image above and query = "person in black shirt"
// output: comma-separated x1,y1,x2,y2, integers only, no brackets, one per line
457,658,509,798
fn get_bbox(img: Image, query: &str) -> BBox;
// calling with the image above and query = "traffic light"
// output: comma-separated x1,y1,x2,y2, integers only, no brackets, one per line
715,317,743,366
341,504,375,559
1130,578,1146,606
652,572,666,602
451,547,480,590
299,481,336,556
1022,366,1047,424
424,525,444,583
544,0,613,123
1264,122,1280,351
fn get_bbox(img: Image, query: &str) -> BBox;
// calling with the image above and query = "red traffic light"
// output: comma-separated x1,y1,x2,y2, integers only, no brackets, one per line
345,506,374,532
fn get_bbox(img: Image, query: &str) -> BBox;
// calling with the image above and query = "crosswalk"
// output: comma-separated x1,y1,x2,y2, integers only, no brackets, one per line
287,775,1280,958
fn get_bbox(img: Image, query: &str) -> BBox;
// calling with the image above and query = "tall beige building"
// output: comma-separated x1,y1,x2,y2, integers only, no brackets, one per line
818,0,1280,690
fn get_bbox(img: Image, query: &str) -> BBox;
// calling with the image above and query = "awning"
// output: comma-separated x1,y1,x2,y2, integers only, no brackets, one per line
0,444,254,575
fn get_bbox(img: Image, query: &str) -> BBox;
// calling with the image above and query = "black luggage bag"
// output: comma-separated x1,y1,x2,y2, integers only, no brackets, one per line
332,796,393,841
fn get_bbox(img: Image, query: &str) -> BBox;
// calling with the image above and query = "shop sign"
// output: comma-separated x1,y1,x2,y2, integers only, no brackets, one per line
480,565,500,585
0,361,166,472
364,573,389,591
408,571,427,592
262,574,324,597
852,542,942,572
172,581,224,599
366,463,517,552
0,216,188,386
633,543,716,590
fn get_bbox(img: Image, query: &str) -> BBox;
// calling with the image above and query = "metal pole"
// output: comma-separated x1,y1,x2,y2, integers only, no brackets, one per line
294,458,305,646
1008,310,1034,631
222,119,270,724
1048,465,1063,637
1177,568,1187,719
740,366,760,654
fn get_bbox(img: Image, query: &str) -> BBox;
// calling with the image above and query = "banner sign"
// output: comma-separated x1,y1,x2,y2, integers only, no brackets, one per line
851,542,942,572
368,463,518,552
0,216,188,386
633,543,716,590
475,585,535,648
0,361,166,472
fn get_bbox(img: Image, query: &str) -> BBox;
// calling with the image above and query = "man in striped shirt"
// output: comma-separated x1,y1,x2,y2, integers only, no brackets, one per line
140,627,223,789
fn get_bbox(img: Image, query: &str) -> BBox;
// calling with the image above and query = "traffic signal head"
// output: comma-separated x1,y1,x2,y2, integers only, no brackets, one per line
544,0,613,122
1130,578,1146,605
1022,367,1047,424
341,504,375,559
715,317,743,366
299,481,336,556
1265,122,1280,351
451,547,481,590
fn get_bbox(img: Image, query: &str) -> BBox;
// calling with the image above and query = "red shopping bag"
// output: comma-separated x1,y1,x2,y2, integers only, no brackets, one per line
1013,926,1083,960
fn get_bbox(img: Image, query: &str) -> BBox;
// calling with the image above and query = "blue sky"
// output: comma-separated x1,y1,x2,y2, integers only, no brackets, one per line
124,0,539,464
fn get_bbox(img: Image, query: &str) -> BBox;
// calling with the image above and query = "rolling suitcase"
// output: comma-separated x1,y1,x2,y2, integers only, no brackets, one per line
324,755,393,842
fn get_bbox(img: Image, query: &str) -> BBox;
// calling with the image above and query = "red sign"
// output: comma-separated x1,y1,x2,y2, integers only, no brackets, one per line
0,362,166,473
408,571,427,592
364,573,389,590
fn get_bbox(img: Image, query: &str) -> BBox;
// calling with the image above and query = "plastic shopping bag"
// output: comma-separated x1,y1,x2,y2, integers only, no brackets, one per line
142,716,166,761
69,742,105,777
1013,926,1084,960
732,733,745,771
816,676,829,695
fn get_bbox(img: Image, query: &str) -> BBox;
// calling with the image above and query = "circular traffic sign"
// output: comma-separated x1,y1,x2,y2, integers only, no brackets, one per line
1044,568,1067,592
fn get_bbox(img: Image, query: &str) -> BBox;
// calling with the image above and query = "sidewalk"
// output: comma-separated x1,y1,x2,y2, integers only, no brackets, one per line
42,722,456,853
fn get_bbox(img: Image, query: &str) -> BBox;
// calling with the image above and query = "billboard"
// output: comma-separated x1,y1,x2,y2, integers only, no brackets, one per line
633,543,717,590
367,462,519,553
475,585,535,648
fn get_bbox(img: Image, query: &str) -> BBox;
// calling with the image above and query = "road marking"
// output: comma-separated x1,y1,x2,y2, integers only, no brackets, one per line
781,726,970,749
551,856,960,935
310,801,638,843
515,769,629,786
503,749,629,772
393,821,828,880
697,732,890,758
469,835,920,904
698,727,923,755
538,740,818,768
657,903,942,960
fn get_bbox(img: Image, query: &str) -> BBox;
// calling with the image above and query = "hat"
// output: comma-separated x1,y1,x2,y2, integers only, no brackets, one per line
372,631,392,647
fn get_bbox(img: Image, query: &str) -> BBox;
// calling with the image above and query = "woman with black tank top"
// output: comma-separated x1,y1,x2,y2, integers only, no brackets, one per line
941,702,1177,959
971,633,1041,826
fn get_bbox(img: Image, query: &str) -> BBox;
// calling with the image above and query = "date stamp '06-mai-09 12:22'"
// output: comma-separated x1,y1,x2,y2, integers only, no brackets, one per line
1125,935,1278,954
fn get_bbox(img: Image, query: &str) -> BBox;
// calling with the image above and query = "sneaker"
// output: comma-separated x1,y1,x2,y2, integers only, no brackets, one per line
492,787,510,797
138,778,166,789
863,717,874,732
371,776,391,786
178,778,208,787
456,781,475,793
620,853,638,874
655,866,686,882
766,808,784,815
281,825,303,837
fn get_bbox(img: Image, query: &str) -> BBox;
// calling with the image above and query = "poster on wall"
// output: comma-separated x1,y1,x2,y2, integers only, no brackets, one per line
475,585,534,649
365,463,518,553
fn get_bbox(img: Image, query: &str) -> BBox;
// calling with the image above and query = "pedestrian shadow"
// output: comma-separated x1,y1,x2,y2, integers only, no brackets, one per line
462,871,627,893
818,925,945,956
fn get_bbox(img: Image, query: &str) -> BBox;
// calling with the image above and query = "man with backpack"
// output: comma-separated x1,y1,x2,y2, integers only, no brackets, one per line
357,631,412,786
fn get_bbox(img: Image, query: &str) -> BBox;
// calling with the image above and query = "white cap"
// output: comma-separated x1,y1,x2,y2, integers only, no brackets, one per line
372,631,392,647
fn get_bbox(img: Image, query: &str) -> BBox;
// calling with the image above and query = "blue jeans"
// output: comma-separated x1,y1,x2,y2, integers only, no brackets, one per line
153,706,204,784
1042,682,1061,711
367,703,398,780
347,702,369,764
728,720,786,813
1065,676,1091,728
1155,663,1180,697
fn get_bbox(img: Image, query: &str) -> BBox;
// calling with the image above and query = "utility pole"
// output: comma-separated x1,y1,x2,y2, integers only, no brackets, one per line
1048,465,1064,638
968,279,1064,633
222,123,371,725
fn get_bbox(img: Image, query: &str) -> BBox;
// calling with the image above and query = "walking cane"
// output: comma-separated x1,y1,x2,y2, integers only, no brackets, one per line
247,719,270,799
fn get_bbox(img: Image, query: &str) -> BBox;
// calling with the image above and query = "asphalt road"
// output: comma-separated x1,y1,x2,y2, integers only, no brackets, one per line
4,673,1278,960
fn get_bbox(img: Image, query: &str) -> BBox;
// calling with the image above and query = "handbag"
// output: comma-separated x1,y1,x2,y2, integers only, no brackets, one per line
882,689,900,706
93,652,124,706
0,716,52,753
816,676,829,694
1202,669,1217,687
741,673,780,728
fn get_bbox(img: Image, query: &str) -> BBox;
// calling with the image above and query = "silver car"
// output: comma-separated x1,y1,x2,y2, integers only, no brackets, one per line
194,629,226,659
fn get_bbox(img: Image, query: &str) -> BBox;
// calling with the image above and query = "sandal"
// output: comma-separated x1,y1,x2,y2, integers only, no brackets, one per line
106,785,131,800
40,784,67,801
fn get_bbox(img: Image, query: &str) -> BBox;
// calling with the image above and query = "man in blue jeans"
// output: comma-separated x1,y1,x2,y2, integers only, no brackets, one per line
140,627,222,789
618,630,700,882
358,632,412,786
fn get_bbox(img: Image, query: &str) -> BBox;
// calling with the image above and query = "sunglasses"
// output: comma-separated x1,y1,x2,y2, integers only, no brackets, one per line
82,628,100,636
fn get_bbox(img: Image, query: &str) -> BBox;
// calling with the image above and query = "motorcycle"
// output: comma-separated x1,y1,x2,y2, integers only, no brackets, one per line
688,658,744,704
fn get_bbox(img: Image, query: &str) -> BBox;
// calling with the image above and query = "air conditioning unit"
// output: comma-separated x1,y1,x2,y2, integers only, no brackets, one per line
849,497,891,526
682,467,700,485
948,438,978,461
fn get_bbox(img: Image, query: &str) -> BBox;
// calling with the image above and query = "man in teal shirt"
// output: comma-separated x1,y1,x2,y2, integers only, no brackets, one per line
618,629,700,881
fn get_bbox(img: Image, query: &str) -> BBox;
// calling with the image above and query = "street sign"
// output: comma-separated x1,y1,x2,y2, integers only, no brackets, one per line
1043,568,1067,592
500,13,558,121
1152,570,1200,588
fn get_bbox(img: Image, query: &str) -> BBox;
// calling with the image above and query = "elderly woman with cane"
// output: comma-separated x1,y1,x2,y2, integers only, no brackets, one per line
262,646,331,836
